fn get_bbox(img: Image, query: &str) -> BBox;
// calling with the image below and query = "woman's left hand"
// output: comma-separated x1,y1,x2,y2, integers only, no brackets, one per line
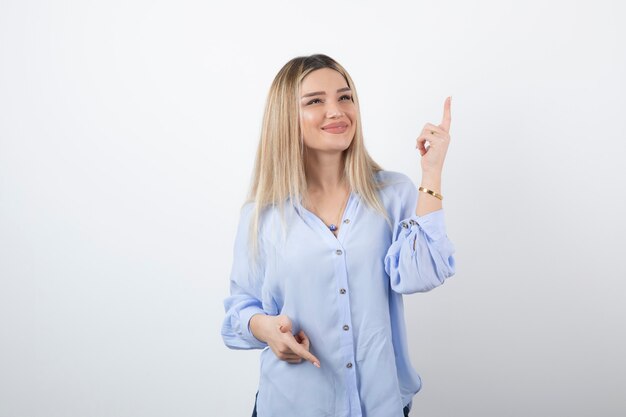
416,96,452,174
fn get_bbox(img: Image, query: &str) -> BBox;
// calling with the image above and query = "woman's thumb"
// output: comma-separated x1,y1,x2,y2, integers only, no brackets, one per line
277,315,292,333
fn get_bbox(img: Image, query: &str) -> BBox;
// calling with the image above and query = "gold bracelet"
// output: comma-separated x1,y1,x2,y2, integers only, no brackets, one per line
418,186,443,200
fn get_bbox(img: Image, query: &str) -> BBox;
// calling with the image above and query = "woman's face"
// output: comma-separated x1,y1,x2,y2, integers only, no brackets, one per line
299,68,356,155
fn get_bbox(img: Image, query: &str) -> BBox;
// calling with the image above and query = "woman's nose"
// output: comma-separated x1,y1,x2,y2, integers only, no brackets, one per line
326,104,344,118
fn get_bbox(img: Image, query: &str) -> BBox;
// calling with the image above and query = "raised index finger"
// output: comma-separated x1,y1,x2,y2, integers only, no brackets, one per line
439,96,452,132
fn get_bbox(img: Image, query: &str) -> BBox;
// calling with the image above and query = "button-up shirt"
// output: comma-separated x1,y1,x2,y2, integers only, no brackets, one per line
221,170,457,417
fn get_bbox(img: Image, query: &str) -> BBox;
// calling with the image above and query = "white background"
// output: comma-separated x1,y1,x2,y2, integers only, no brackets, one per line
1,1,625,416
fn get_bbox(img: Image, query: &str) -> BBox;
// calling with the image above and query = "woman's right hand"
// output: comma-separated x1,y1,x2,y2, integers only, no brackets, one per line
249,313,321,368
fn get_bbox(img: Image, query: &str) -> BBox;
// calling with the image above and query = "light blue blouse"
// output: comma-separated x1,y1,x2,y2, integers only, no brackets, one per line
221,170,456,417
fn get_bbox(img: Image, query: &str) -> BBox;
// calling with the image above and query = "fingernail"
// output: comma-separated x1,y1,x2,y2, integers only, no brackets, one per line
313,361,320,368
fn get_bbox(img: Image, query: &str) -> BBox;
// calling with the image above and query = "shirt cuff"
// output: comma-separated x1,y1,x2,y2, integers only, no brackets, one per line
398,208,447,242
239,305,268,346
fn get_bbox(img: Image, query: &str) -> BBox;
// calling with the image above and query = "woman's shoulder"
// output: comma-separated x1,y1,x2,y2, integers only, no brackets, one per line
371,169,418,210
238,200,279,226
374,169,415,191
237,199,295,238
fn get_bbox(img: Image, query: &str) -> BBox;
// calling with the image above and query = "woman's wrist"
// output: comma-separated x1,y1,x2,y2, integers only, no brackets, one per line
416,171,443,216
420,171,442,192
249,313,270,343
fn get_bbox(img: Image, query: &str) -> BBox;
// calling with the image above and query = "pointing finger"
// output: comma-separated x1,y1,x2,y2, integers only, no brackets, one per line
297,330,311,350
286,336,320,368
439,96,451,132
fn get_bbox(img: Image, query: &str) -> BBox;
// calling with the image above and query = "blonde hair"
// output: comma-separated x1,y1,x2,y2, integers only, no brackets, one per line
245,54,390,258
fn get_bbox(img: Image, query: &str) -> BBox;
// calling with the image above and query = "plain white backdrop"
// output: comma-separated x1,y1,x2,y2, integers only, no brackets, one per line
1,1,625,416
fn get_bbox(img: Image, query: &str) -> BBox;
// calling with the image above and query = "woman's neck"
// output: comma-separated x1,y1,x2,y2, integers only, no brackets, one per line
304,150,347,193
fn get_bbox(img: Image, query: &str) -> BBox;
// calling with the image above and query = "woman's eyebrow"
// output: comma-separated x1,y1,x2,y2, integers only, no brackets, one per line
301,87,351,99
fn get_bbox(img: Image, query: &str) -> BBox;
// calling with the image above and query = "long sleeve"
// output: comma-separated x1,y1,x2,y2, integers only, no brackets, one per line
221,203,269,350
383,177,456,294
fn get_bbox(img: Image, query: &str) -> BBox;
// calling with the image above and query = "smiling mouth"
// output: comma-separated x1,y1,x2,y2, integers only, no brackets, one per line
322,125,349,134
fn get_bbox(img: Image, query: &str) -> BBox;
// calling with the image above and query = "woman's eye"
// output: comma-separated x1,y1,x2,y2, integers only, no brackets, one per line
306,95,352,106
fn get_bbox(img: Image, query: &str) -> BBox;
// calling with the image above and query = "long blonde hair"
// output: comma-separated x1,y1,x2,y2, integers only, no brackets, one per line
246,54,389,257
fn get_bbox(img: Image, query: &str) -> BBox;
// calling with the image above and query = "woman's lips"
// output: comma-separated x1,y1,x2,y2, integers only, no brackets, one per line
322,125,349,134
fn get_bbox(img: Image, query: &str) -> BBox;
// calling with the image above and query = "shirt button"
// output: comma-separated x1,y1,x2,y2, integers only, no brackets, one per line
335,249,343,255
343,219,350,224
343,325,350,331
339,288,346,294
346,362,353,369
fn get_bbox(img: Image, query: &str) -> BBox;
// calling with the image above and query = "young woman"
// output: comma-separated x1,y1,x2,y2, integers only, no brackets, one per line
221,54,456,417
